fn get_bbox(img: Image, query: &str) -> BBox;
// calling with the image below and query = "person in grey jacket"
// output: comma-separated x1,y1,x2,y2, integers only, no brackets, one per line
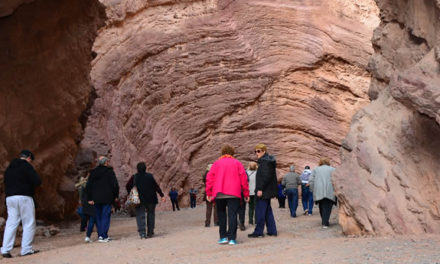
309,158,336,228
281,165,301,217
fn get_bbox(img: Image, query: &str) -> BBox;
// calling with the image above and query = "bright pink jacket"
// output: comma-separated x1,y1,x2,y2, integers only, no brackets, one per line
206,156,250,199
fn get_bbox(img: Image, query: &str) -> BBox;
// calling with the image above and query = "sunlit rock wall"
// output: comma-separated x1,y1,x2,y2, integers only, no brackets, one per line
83,0,379,206
334,0,440,235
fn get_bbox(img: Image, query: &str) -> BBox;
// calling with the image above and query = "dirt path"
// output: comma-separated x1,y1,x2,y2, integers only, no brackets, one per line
3,201,440,264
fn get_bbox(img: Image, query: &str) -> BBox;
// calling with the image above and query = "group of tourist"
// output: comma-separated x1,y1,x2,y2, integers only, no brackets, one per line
1,145,337,258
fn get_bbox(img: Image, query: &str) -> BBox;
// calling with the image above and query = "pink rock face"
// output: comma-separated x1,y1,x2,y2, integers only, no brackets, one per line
83,0,378,206
0,0,105,220
334,0,440,235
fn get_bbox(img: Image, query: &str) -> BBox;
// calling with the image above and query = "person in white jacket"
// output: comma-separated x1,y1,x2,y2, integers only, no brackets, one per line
246,162,257,225
300,166,313,215
309,158,336,228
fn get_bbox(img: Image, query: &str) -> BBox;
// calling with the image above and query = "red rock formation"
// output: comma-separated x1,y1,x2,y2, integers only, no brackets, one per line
82,0,378,206
0,0,105,220
334,0,440,235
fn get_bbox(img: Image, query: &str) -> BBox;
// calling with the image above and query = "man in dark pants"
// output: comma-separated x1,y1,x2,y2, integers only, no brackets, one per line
127,162,165,238
86,156,119,242
248,144,278,238
1,150,41,258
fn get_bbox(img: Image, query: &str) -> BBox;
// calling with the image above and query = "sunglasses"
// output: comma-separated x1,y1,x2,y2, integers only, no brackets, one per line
254,150,263,154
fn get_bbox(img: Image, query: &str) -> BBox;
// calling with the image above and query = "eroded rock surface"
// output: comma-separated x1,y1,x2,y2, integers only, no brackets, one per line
82,0,379,205
334,0,440,235
0,0,105,220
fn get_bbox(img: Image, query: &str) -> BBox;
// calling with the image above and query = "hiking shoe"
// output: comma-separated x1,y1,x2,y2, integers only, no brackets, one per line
218,238,228,244
85,236,91,243
228,240,237,245
22,250,40,256
98,237,109,243
267,233,277,237
248,233,264,238
2,253,12,258
322,225,329,229
147,233,154,238
239,223,246,231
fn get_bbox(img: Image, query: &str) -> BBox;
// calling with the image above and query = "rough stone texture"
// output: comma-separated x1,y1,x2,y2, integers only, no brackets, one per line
82,0,379,206
0,0,106,220
334,0,440,235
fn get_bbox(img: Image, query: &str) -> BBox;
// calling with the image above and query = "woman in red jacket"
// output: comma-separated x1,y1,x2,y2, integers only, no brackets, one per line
206,144,250,245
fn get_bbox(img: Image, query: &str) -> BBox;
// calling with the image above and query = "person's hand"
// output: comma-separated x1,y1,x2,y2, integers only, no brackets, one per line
306,184,310,187
161,197,166,203
257,190,263,197
244,197,250,203
206,196,212,202
88,201,94,205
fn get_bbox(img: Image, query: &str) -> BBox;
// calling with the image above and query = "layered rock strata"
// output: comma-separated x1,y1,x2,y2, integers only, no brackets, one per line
334,0,440,235
83,0,379,206
0,0,105,220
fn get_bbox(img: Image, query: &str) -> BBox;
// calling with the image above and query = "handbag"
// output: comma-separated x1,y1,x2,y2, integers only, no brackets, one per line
126,175,140,207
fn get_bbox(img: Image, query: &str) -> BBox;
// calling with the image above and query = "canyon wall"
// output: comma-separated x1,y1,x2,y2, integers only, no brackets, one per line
0,0,105,220
334,0,440,235
83,0,379,206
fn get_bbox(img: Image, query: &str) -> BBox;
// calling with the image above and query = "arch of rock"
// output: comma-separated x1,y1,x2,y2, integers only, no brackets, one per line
0,0,439,236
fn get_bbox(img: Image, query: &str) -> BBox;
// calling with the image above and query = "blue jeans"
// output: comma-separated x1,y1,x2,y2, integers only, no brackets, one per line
77,207,87,231
86,215,97,237
95,204,112,239
253,199,277,235
286,188,298,217
301,185,314,214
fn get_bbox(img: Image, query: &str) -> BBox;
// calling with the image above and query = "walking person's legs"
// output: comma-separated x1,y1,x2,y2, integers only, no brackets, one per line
227,198,240,241
135,204,146,238
252,199,268,236
248,196,255,225
292,188,298,217
216,199,228,240
238,199,246,230
265,200,277,235
146,203,156,236
308,191,314,215
101,204,112,239
205,201,213,226
286,189,295,217
301,185,308,212
171,200,176,211
86,215,95,238
321,198,333,227
94,204,104,238
19,196,37,255
1,197,21,255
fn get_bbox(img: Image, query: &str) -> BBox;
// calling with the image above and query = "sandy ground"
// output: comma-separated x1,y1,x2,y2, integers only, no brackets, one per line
3,200,440,264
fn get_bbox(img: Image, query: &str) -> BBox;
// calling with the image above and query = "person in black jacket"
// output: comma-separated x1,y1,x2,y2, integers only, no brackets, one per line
248,144,278,238
1,150,41,258
127,162,165,239
86,156,119,243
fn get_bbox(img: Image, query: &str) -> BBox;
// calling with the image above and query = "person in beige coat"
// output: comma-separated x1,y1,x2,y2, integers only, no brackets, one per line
309,158,336,228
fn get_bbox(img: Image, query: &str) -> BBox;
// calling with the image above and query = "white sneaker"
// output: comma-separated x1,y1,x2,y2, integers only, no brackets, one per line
98,237,109,243
322,225,328,229
85,237,91,243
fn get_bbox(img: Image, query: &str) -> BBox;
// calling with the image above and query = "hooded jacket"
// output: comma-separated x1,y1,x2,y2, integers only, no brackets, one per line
282,165,301,189
300,169,312,184
86,165,119,204
255,153,277,199
4,158,41,198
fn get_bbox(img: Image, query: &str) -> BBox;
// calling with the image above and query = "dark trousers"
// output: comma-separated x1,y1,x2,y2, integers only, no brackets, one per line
77,207,87,231
318,198,333,226
238,199,246,225
95,204,112,239
171,199,180,211
248,195,255,224
253,198,277,235
277,197,286,208
190,196,196,208
286,188,298,217
301,184,314,214
205,201,218,226
86,215,97,237
136,203,156,236
216,198,240,240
